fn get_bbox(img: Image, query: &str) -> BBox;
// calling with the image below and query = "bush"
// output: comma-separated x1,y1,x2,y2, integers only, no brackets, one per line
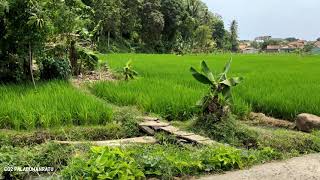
192,115,259,148
62,146,145,180
254,127,320,153
78,49,99,72
63,145,245,179
0,53,27,83
39,57,71,80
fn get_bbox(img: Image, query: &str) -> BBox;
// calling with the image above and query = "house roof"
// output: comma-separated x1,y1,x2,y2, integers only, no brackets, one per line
288,40,305,48
314,41,320,48
266,45,281,50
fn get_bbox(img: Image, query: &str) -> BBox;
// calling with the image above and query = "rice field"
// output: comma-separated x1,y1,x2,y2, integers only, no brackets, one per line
92,53,320,120
0,81,113,130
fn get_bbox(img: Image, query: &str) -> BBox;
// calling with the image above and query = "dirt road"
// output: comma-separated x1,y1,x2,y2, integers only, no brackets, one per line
200,153,320,180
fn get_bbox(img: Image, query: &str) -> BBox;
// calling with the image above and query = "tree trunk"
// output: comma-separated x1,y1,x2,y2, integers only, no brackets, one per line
69,40,78,75
107,31,110,49
29,43,36,89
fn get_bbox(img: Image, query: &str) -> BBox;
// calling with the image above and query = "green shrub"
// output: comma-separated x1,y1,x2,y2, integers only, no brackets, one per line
112,106,143,138
62,146,145,180
192,115,259,148
0,143,74,179
63,145,245,179
39,57,71,80
240,147,283,167
78,49,99,72
190,60,243,119
254,127,320,153
0,53,27,82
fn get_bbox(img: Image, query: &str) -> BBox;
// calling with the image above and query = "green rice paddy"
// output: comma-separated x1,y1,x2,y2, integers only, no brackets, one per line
0,81,113,130
93,53,320,120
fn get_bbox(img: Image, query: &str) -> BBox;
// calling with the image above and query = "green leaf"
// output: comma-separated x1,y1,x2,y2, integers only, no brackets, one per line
126,60,132,68
221,79,232,87
201,61,215,83
190,67,213,85
229,77,243,86
223,59,232,74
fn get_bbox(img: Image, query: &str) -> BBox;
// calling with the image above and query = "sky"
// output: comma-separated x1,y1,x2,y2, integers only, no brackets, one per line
202,0,320,40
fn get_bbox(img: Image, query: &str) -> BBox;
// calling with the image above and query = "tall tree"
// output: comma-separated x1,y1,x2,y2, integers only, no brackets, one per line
194,25,215,52
160,0,185,50
186,0,201,18
120,0,142,41
212,20,225,49
230,20,239,52
93,0,121,48
141,0,164,50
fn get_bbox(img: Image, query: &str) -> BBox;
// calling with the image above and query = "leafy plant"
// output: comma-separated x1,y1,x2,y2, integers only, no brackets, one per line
123,60,138,81
62,147,145,180
39,57,71,80
77,49,99,72
190,59,243,119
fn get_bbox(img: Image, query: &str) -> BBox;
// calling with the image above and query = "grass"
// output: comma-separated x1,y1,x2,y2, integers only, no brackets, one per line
0,81,113,130
92,53,320,120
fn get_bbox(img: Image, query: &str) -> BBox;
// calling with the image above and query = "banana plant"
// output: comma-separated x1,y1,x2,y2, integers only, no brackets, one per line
190,59,243,117
123,60,138,81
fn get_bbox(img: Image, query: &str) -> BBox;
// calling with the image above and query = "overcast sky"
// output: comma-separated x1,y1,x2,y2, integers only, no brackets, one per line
202,0,320,40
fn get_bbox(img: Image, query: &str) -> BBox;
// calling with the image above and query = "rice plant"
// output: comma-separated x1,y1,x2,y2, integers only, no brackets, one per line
0,81,113,130
93,53,320,120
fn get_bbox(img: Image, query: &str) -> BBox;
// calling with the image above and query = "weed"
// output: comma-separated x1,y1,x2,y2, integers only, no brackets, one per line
62,146,145,180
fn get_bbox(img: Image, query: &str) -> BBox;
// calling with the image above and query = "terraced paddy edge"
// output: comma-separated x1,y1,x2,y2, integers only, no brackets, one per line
0,81,113,130
93,53,320,120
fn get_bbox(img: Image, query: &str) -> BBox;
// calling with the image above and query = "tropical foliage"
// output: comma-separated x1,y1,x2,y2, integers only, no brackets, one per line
123,60,138,81
190,60,243,119
0,0,239,83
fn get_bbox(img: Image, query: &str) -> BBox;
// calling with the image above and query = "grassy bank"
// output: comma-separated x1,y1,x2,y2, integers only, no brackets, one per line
93,53,320,120
0,81,113,130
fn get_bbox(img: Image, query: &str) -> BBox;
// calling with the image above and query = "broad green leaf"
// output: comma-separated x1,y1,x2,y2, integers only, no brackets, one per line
223,59,232,74
201,61,215,82
221,79,232,87
190,67,213,85
229,77,243,86
126,60,132,67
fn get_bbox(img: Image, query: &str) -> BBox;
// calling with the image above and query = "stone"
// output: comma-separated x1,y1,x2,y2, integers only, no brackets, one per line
140,126,155,135
159,126,180,134
179,134,210,143
137,116,160,121
296,113,320,132
139,121,169,127
53,136,157,147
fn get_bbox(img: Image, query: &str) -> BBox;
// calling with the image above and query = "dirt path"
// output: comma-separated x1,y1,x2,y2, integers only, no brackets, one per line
200,153,320,180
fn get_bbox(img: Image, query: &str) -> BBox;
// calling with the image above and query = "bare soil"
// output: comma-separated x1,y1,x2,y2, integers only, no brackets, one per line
200,153,320,180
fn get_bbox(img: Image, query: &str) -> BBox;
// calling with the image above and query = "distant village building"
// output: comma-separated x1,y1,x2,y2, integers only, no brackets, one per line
239,42,259,54
254,36,272,43
311,41,320,54
265,45,281,53
239,44,248,51
242,47,259,54
288,40,306,49
279,46,295,53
